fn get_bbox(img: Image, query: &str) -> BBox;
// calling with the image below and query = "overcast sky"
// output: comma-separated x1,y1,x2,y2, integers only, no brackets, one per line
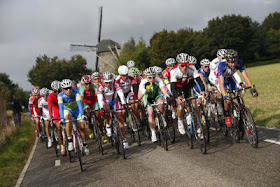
0,0,279,90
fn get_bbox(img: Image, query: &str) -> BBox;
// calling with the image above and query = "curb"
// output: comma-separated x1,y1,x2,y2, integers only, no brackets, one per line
15,137,38,187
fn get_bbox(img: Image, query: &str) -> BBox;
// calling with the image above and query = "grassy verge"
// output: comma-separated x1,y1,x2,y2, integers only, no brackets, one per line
244,59,280,68
0,116,35,187
239,63,280,128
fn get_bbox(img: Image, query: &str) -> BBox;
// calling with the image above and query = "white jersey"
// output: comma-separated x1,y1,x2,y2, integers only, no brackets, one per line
170,65,200,87
139,77,165,95
38,97,50,119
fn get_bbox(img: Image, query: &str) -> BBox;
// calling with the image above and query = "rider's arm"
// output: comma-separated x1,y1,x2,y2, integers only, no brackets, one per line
29,98,34,116
198,73,207,92
75,92,84,116
97,85,104,109
79,87,85,107
132,84,138,99
47,94,53,118
219,76,226,97
241,70,252,87
138,80,146,100
233,72,242,86
170,69,180,98
57,95,65,122
157,77,168,97
116,87,126,105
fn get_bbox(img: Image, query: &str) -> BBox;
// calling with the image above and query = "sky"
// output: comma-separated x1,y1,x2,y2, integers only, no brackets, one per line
0,0,279,90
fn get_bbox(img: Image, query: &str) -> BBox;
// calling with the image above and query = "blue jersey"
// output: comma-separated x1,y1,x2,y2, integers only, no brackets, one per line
58,88,84,120
218,59,245,79
199,67,210,85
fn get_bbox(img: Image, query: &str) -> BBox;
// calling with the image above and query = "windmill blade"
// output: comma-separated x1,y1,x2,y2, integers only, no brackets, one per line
70,44,96,52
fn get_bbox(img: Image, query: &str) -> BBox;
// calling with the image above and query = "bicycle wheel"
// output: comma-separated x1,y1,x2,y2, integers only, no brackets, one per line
75,133,83,172
63,128,71,162
242,106,258,148
193,112,207,154
93,122,104,155
157,113,168,151
165,109,175,143
52,130,58,157
183,113,191,148
231,102,240,143
116,123,126,159
129,112,141,146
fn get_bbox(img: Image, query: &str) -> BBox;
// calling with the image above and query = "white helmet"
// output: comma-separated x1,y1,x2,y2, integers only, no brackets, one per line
165,58,176,66
217,49,227,58
51,80,61,91
176,53,189,63
31,86,40,95
102,71,114,82
153,66,163,75
144,67,155,76
118,65,129,75
91,72,101,79
188,56,197,65
200,59,210,66
60,79,73,88
40,88,49,96
127,60,135,68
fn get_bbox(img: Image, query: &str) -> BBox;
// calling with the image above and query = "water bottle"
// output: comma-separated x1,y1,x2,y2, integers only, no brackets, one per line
233,108,238,117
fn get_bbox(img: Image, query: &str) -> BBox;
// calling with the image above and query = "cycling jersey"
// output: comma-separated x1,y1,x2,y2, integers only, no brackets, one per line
218,60,245,78
79,85,96,108
162,67,171,81
170,65,200,87
29,95,41,117
115,75,134,94
92,84,99,110
47,92,60,123
38,97,50,120
58,88,84,123
199,67,210,85
97,81,126,109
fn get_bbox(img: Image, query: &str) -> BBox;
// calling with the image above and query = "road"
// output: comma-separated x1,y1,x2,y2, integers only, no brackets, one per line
21,127,280,187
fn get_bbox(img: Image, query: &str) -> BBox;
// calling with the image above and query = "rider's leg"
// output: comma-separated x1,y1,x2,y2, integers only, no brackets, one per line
116,112,126,138
45,120,51,138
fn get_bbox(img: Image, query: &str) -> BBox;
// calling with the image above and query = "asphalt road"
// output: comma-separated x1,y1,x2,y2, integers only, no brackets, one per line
21,127,280,187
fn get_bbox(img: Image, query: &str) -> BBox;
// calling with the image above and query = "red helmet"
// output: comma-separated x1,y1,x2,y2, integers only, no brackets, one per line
81,75,91,84
31,86,40,95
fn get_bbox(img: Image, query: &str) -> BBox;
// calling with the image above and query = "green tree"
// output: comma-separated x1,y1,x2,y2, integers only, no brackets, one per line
28,54,92,88
265,29,280,59
261,12,280,32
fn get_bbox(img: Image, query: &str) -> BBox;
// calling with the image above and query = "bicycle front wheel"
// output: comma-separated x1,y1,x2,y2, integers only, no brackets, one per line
156,113,168,151
193,112,207,154
242,106,258,148
129,113,141,146
75,133,83,172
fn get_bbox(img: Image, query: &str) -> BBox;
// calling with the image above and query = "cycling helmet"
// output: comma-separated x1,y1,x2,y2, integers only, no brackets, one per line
81,75,91,84
165,58,176,66
176,53,189,65
102,71,114,82
200,59,210,66
91,72,101,79
153,66,163,75
60,79,73,88
51,80,61,91
144,67,156,76
129,67,139,76
31,86,40,95
40,88,49,96
217,49,227,58
118,65,129,75
225,49,238,62
127,60,135,68
188,56,197,65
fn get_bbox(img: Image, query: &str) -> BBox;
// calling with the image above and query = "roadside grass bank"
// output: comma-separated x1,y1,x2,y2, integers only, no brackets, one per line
239,63,280,128
0,116,35,187
244,59,280,68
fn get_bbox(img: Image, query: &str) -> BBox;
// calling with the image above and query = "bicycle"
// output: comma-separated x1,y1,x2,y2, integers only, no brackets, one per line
138,100,150,139
61,122,71,162
150,102,168,151
65,119,84,172
36,117,47,144
228,85,258,148
164,102,176,144
104,108,127,159
180,95,207,154
125,101,141,146
49,118,60,157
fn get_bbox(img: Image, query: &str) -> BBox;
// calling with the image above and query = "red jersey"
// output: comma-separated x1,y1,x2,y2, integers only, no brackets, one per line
29,95,41,116
47,92,60,122
163,67,171,81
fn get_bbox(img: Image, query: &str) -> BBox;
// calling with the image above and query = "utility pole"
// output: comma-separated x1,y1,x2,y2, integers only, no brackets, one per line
96,6,103,71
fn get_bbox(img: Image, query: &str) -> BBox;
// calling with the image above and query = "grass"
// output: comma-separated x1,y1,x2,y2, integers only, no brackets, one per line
0,117,35,187
239,63,280,128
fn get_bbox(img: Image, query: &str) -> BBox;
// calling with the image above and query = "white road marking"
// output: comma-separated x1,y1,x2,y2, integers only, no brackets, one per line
257,126,280,131
55,160,61,166
264,139,280,145
15,137,38,187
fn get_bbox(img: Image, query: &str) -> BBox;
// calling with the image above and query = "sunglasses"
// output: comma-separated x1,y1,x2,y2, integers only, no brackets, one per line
204,66,210,68
64,87,72,91
168,64,175,67
180,65,188,68
104,82,111,84
133,75,138,78
148,76,156,79
85,83,91,85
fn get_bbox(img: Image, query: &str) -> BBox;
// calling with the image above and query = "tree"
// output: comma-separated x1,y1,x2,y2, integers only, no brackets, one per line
28,54,92,88
261,12,280,32
265,29,280,59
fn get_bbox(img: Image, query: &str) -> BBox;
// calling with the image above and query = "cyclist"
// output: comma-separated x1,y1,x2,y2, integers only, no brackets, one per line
80,75,96,139
58,79,89,155
130,67,142,98
218,49,258,126
162,58,176,81
116,65,140,130
97,72,129,149
138,67,170,142
29,86,41,137
48,80,65,156
38,88,52,147
91,72,107,143
171,53,205,135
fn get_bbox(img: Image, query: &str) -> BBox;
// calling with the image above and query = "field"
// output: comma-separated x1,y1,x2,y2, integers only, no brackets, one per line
239,63,280,128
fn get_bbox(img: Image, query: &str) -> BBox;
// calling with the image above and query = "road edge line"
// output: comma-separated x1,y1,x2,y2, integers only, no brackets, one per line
257,126,280,131
15,137,38,187
264,139,280,145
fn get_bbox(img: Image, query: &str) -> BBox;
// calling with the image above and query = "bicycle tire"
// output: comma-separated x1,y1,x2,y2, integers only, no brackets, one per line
193,112,207,154
93,121,104,155
75,133,83,172
52,130,58,157
112,122,120,154
116,123,126,159
242,106,258,148
156,113,168,151
129,112,141,146
231,102,240,143
63,128,71,162
183,113,191,148
165,109,176,143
